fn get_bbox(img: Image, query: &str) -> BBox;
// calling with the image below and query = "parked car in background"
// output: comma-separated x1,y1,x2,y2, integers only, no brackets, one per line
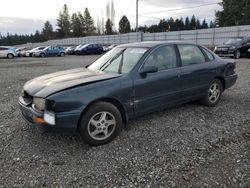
0,46,17,59
74,44,84,54
18,47,32,57
103,44,117,52
65,46,76,55
19,41,237,146
33,46,65,57
75,44,103,55
25,46,46,57
214,37,250,58
16,47,27,57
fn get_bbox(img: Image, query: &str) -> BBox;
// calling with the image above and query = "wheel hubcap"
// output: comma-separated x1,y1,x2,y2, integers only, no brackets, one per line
88,111,116,140
208,83,220,103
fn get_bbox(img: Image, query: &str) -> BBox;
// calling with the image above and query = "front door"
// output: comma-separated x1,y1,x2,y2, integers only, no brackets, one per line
133,45,182,116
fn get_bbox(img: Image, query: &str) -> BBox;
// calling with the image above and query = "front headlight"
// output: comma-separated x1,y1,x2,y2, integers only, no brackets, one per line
248,48,250,52
33,97,46,111
214,46,217,51
229,46,236,50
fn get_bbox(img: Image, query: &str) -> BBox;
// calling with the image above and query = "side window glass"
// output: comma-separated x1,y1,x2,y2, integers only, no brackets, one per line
202,48,214,61
144,45,177,71
178,44,205,66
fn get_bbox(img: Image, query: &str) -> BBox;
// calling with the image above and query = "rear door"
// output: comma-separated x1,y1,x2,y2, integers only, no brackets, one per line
134,45,182,115
177,44,216,100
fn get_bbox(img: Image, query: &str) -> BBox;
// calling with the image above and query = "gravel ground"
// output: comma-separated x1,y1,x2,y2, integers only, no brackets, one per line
0,56,249,187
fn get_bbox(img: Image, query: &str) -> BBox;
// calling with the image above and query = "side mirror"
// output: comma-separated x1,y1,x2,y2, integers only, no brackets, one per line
139,66,158,77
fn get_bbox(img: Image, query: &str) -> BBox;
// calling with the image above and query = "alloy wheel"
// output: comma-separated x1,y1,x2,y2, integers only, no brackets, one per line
208,82,221,103
87,111,116,141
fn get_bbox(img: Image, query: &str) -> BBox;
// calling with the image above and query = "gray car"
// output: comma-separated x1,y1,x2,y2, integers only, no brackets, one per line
19,41,237,146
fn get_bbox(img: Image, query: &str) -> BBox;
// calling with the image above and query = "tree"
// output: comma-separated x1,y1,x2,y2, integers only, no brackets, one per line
209,21,216,28
34,30,43,42
56,4,71,38
196,19,201,29
201,19,208,29
105,0,115,34
158,19,168,32
190,15,196,29
216,0,250,26
105,18,113,34
78,12,85,36
83,8,96,35
71,13,82,37
96,17,102,35
42,21,54,41
119,15,131,33
185,17,190,30
110,0,116,31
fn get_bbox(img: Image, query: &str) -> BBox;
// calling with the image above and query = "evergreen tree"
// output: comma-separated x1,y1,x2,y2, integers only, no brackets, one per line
83,8,96,35
34,30,43,42
71,13,82,37
209,21,216,28
185,17,190,30
190,15,196,29
119,15,131,33
105,18,113,35
56,4,71,38
78,12,85,36
42,21,54,41
216,0,250,26
201,19,208,29
196,19,201,29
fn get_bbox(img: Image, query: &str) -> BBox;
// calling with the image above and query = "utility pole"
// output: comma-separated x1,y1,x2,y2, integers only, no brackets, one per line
136,0,138,32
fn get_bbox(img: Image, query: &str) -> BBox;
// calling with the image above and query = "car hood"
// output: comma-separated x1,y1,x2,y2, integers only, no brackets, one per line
24,68,120,98
218,44,240,48
34,50,43,53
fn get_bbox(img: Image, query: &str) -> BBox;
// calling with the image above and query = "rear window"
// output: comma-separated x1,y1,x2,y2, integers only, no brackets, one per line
0,47,8,50
202,48,214,61
178,44,206,66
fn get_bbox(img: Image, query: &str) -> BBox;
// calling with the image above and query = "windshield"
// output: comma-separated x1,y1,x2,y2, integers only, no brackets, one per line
75,44,83,49
224,38,242,45
80,44,89,49
88,47,148,74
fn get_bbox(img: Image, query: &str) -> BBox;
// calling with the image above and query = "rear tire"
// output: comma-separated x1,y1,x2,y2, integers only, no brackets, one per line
7,53,14,59
40,53,45,58
60,52,65,57
79,102,123,146
200,79,223,107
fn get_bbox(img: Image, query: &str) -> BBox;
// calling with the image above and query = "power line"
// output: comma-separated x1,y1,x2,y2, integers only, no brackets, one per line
140,2,221,15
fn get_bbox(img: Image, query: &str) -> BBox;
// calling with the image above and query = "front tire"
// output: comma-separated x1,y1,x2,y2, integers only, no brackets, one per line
200,79,223,107
60,52,65,57
79,102,123,146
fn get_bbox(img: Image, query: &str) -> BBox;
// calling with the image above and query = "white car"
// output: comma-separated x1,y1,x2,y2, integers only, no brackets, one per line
25,46,46,57
0,46,17,59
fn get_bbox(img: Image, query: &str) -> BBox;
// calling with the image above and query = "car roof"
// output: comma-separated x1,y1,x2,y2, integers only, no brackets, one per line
117,41,197,48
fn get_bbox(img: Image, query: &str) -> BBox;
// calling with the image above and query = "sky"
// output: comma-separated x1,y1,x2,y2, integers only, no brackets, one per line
0,0,222,35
